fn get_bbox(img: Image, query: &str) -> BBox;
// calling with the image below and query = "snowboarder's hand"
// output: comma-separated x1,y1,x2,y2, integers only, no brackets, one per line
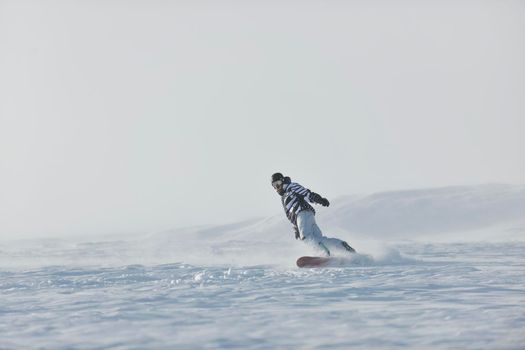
294,226,301,240
310,192,330,206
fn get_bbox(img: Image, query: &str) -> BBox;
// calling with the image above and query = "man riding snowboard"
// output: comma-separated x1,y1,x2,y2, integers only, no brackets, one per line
271,172,355,256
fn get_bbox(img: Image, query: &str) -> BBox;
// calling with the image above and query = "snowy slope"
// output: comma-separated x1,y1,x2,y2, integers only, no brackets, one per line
1,184,524,349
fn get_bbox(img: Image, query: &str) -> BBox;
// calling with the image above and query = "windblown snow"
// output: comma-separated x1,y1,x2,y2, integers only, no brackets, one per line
1,184,524,349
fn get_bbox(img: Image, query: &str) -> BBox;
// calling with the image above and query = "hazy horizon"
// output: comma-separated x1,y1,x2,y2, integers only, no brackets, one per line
1,0,524,239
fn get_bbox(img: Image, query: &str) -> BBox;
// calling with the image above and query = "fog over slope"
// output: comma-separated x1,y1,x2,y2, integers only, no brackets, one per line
1,184,524,268
138,184,525,266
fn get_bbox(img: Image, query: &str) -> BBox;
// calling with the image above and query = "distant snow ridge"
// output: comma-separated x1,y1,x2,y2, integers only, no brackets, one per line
325,183,525,238
182,183,525,242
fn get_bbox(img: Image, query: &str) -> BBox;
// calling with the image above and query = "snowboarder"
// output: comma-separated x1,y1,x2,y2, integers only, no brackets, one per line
271,172,355,256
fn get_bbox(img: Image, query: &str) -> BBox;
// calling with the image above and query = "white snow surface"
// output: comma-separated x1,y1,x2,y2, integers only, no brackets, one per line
1,184,525,349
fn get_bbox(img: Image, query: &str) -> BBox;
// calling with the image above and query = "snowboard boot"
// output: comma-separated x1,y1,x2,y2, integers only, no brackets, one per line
341,241,356,253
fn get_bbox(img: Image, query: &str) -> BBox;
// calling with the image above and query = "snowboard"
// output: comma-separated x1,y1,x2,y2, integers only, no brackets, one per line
296,256,332,268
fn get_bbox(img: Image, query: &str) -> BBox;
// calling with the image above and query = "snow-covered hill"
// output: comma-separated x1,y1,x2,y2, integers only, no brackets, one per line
327,183,525,238
152,183,525,242
134,183,525,266
1,184,524,349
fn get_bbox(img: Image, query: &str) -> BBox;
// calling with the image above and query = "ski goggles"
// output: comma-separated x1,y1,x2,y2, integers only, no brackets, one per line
272,180,283,189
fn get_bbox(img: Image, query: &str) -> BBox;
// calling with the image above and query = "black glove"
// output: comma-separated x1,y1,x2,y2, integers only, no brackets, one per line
294,226,301,240
319,198,330,207
310,192,330,207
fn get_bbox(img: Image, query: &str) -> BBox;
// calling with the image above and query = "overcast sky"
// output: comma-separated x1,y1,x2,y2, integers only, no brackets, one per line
1,0,524,239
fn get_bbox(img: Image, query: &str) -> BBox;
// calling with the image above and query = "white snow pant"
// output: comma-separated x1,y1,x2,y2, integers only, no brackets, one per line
296,210,345,256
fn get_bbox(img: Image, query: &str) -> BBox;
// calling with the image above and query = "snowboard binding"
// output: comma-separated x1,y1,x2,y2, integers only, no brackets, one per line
341,241,356,253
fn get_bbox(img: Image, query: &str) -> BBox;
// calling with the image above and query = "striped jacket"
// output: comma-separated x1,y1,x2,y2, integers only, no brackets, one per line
281,182,323,226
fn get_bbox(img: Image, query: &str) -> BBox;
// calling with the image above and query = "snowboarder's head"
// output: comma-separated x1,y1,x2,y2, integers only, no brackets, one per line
271,172,285,195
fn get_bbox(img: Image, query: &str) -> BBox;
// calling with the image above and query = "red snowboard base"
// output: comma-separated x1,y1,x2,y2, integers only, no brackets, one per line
296,256,332,268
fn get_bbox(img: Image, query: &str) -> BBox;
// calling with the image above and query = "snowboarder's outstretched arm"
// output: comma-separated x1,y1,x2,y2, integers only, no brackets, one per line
289,182,330,207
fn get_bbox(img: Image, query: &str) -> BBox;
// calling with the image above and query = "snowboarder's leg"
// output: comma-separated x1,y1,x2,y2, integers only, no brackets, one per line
312,220,356,254
296,211,312,241
296,211,331,256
